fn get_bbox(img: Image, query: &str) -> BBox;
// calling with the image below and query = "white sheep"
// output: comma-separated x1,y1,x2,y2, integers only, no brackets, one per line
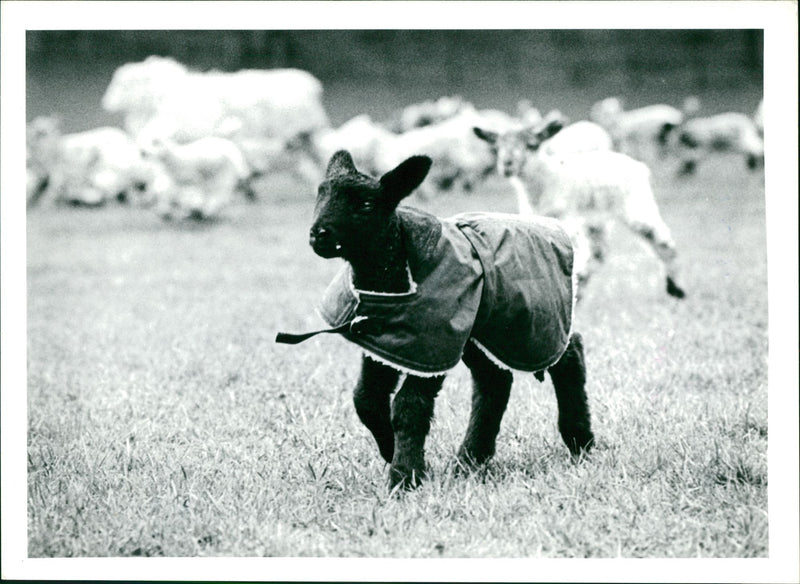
141,136,251,221
314,114,397,178
386,95,469,133
672,110,765,175
372,105,517,198
26,116,149,207
474,117,686,300
590,96,699,161
233,133,325,193
535,112,614,157
102,56,329,144
26,116,61,206
312,106,515,200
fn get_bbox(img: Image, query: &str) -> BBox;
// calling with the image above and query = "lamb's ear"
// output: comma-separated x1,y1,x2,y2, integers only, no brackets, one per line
379,155,432,205
473,127,499,144
525,115,564,147
326,150,357,178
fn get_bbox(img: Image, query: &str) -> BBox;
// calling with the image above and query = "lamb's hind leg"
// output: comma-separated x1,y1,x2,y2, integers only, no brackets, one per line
354,355,401,464
624,209,686,299
547,332,594,456
457,341,513,468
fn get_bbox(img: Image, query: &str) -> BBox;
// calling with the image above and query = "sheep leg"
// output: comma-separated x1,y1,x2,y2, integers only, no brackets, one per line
564,218,605,301
637,224,685,298
586,222,608,263
623,205,686,299
547,332,594,456
353,355,401,464
389,374,445,490
456,341,513,468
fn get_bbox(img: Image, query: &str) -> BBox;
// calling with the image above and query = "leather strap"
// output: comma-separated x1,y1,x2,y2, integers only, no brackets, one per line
275,316,382,345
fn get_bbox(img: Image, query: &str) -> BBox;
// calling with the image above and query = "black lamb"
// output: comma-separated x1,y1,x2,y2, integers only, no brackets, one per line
277,150,594,490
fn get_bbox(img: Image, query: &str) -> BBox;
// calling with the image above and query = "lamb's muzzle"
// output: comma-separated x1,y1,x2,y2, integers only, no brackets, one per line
308,226,342,258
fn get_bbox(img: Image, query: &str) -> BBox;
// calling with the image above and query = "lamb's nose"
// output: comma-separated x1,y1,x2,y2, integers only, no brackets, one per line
309,226,328,246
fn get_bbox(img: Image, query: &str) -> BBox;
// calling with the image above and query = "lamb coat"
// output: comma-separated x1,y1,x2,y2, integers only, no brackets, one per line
314,208,575,375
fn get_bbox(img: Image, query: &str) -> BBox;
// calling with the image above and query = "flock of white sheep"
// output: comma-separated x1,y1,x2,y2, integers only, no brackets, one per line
26,55,764,222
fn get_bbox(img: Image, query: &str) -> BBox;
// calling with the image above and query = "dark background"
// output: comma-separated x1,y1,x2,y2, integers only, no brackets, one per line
26,30,763,133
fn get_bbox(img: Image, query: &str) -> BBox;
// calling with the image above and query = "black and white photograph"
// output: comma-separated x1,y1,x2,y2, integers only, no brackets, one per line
1,1,798,582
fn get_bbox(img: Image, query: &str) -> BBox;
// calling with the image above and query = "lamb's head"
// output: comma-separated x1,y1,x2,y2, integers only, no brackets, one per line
473,116,564,178
309,150,432,260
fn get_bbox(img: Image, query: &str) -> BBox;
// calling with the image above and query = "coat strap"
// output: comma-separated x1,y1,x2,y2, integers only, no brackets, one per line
275,316,382,345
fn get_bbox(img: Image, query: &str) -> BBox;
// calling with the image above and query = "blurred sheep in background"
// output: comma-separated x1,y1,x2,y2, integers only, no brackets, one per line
26,116,150,208
672,109,764,175
474,114,686,300
385,95,470,133
26,116,61,207
372,104,517,199
140,136,252,221
535,113,614,158
314,114,397,177
102,55,330,193
102,55,329,143
589,96,700,162
313,102,516,200
27,48,764,224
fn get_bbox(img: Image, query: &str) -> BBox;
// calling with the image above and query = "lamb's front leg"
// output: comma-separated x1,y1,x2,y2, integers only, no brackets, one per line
353,355,401,463
457,341,513,468
389,374,445,490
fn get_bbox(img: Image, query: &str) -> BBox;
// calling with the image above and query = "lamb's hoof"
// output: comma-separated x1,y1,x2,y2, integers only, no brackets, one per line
666,277,686,299
455,446,494,474
564,431,595,459
389,465,425,492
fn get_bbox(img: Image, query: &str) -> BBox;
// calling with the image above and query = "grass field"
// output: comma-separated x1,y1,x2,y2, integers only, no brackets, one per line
24,151,770,559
